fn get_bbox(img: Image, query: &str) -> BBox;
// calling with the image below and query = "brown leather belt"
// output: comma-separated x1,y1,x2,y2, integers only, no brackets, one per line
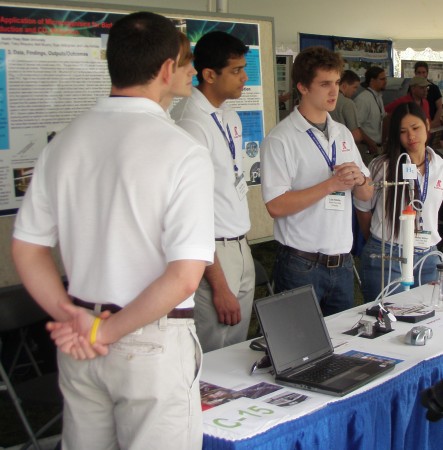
72,297,122,314
72,298,194,319
283,246,350,268
215,235,245,242
166,308,194,319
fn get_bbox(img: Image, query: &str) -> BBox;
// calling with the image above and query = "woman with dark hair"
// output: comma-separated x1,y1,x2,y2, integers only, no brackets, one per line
355,102,443,302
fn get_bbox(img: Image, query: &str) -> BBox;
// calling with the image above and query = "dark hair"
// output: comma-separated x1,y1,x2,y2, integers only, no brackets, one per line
292,46,343,91
106,12,179,89
340,69,360,85
414,61,429,73
374,102,428,237
364,66,385,87
193,31,248,84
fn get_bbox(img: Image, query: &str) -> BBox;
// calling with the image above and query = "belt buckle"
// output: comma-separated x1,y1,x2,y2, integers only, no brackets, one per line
326,254,341,268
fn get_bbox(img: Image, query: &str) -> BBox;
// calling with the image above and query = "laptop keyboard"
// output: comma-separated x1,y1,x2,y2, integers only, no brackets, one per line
295,355,366,383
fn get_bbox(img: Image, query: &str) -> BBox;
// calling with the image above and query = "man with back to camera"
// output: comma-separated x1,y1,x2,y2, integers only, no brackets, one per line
261,46,373,316
11,12,214,449
415,61,442,128
354,66,387,165
171,31,255,353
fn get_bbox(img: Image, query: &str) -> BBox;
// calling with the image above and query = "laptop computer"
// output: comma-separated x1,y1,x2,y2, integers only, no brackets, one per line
254,285,395,396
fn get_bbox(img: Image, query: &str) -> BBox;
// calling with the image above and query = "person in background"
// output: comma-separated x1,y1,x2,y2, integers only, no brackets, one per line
415,61,442,128
279,91,292,110
171,31,255,353
261,46,373,316
354,66,387,165
385,76,431,122
331,69,385,153
11,12,214,449
355,102,443,303
330,69,362,142
330,69,372,257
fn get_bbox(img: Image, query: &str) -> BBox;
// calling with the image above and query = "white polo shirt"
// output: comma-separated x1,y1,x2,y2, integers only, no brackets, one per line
261,107,369,254
14,97,215,308
171,87,250,238
354,148,443,246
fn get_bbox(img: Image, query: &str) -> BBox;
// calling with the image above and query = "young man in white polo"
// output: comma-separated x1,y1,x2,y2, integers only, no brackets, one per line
172,31,255,352
12,12,214,449
261,46,373,316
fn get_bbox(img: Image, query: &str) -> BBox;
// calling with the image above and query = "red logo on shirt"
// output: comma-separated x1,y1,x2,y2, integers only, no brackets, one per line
341,141,351,152
233,126,241,138
435,180,443,190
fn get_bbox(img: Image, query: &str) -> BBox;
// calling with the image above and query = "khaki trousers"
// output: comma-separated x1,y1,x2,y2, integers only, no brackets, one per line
194,238,255,353
58,317,202,450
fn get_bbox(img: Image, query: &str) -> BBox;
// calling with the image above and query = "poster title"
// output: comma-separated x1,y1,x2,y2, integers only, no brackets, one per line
0,16,113,35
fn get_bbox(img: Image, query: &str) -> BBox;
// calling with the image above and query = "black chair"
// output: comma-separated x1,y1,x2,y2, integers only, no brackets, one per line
251,258,274,339
253,258,274,296
0,285,62,450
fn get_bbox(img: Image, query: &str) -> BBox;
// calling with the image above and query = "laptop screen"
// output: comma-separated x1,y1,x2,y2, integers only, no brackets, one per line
254,285,333,374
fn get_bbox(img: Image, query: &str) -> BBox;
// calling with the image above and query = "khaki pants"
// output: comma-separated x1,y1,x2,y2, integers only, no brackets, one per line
58,317,202,450
194,238,255,353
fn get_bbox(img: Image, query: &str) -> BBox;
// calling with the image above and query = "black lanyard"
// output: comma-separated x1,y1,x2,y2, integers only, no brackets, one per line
366,88,383,116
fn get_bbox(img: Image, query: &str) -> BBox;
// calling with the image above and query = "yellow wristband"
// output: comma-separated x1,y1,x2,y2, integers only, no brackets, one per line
90,317,101,345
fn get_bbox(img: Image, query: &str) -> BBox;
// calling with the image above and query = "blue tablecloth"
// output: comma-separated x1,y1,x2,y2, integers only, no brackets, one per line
203,355,443,450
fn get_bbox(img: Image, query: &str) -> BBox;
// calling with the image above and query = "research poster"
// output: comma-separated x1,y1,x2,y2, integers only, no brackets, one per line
0,6,265,215
333,36,392,77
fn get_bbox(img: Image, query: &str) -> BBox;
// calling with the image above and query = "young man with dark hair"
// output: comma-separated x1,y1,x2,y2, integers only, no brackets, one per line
340,69,361,86
261,46,373,316
354,66,387,164
414,61,442,127
192,31,249,84
171,31,255,353
12,12,214,449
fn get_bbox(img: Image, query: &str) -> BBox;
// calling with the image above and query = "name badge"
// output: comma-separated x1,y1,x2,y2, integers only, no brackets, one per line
414,230,431,249
235,173,248,201
325,191,345,210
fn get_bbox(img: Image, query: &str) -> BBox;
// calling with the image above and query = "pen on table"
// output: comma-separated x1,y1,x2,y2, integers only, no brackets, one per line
334,342,348,349
426,317,441,325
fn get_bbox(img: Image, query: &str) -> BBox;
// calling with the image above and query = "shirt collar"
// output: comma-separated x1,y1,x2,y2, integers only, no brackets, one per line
291,106,338,137
96,96,168,117
192,87,226,116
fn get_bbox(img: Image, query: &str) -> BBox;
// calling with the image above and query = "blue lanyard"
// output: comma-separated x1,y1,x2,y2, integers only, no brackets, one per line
415,152,429,204
211,113,238,173
306,129,336,172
